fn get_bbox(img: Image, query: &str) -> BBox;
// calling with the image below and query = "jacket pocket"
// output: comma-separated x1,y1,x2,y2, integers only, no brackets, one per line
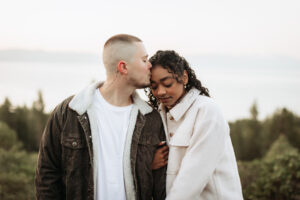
61,135,89,178
62,137,86,149
167,144,188,175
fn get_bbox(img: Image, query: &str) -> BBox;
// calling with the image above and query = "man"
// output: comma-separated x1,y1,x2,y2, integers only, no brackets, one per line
35,34,166,200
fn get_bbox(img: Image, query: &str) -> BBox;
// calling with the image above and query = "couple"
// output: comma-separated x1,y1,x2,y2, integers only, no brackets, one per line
35,34,243,200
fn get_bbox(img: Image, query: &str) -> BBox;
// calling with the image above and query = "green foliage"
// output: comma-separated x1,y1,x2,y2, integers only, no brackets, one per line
0,121,37,200
265,134,298,160
0,93,300,199
250,101,258,120
262,108,300,154
239,135,300,200
0,121,21,150
230,104,300,199
0,92,48,199
230,104,300,161
0,98,15,128
230,118,263,160
237,159,261,193
0,148,37,200
0,91,49,151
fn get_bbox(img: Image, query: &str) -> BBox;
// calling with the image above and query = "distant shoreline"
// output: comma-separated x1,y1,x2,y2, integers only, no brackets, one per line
0,49,299,69
0,49,100,63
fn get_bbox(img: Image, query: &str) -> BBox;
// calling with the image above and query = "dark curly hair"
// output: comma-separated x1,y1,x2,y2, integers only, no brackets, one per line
145,50,210,109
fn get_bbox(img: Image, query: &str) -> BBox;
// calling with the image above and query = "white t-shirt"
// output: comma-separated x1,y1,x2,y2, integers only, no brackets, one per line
93,89,133,200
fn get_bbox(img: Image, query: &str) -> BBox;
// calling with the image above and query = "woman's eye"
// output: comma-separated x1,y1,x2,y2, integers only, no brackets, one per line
164,83,172,88
151,85,157,90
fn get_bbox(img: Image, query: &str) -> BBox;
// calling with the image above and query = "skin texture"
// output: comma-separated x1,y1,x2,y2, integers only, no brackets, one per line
35,34,167,200
100,41,152,107
152,141,169,170
150,65,188,109
102,41,138,75
126,42,152,89
150,65,188,170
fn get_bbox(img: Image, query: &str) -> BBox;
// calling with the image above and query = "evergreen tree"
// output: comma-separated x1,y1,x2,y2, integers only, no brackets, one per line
0,98,15,128
230,101,263,160
0,91,49,151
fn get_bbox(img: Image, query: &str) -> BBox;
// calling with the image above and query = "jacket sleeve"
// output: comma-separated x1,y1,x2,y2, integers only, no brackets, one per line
152,124,167,200
35,104,65,200
166,102,228,200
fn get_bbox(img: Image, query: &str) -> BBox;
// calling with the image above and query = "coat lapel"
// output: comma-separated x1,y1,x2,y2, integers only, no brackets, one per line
68,81,154,200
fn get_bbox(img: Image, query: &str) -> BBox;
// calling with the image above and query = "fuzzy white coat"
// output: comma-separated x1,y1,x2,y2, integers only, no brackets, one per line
159,88,243,200
69,81,153,200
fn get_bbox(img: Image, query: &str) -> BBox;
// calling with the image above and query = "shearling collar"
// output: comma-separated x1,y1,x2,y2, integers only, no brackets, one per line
159,88,200,121
69,81,153,115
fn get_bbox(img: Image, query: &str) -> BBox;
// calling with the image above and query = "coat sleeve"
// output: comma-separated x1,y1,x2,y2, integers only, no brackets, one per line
166,102,229,200
152,124,167,200
35,104,65,200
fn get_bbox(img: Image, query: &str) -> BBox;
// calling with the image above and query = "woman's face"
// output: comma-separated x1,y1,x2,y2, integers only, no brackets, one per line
150,65,188,109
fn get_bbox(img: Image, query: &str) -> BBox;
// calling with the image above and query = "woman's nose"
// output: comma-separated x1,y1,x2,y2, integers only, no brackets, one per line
157,86,166,96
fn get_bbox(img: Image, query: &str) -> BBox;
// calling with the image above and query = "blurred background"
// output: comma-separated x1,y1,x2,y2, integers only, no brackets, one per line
0,0,299,199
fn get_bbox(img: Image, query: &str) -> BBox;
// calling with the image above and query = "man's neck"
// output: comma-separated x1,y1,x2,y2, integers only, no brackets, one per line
99,78,135,107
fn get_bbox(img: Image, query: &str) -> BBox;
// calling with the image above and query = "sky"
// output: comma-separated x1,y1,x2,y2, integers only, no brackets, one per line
1,0,300,59
0,0,300,121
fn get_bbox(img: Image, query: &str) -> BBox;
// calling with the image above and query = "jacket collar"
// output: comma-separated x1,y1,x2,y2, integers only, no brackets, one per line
159,88,200,121
69,81,153,115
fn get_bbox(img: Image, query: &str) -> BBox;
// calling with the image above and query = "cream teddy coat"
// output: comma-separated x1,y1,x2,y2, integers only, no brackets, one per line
158,88,243,200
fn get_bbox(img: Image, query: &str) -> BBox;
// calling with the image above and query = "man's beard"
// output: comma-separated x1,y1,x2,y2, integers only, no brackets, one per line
129,76,150,89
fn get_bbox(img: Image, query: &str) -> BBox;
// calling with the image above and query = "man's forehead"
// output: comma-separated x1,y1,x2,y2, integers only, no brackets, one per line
135,42,147,55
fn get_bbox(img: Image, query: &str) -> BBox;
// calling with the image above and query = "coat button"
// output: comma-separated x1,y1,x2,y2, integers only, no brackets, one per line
169,116,174,120
170,132,174,137
72,141,78,147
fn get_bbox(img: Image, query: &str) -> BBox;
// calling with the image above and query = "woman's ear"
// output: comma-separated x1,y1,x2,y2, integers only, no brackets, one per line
117,61,127,75
183,70,189,85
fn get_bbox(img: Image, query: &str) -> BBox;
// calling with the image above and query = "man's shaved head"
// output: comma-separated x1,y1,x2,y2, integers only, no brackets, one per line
102,34,142,75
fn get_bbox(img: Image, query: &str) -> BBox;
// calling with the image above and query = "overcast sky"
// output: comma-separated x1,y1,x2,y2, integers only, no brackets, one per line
1,0,300,120
1,0,299,59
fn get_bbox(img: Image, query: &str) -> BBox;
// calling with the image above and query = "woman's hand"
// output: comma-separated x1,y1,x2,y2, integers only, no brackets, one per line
152,141,169,170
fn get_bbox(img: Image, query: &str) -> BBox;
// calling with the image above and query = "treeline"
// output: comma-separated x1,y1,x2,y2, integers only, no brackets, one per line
230,102,300,160
230,103,300,199
0,91,49,152
0,122,37,199
0,92,49,199
0,94,299,199
238,135,300,199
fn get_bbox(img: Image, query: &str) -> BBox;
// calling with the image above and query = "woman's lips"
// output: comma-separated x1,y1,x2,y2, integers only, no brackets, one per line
159,97,171,103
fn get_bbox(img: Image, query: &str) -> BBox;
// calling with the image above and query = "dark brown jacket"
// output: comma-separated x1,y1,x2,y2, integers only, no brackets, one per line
35,82,166,200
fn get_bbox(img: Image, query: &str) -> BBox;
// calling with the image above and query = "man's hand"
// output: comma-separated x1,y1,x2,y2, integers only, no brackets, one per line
152,141,169,170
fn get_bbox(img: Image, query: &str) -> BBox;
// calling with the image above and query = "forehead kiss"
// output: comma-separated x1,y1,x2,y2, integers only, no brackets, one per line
149,65,188,109
150,66,186,86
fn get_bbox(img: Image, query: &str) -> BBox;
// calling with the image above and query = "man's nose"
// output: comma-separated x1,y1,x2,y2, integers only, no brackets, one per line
147,60,152,69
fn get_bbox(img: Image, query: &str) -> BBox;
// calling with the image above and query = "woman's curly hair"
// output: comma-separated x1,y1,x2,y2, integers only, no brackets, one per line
145,50,210,109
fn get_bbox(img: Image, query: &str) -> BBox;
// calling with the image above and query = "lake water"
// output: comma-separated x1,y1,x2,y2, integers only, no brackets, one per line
1,61,299,121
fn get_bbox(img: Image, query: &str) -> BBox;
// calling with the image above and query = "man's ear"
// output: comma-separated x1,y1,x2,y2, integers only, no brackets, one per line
183,70,189,85
117,61,127,75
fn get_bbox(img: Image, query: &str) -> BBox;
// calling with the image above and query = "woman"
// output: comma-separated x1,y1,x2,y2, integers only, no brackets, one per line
147,50,243,200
